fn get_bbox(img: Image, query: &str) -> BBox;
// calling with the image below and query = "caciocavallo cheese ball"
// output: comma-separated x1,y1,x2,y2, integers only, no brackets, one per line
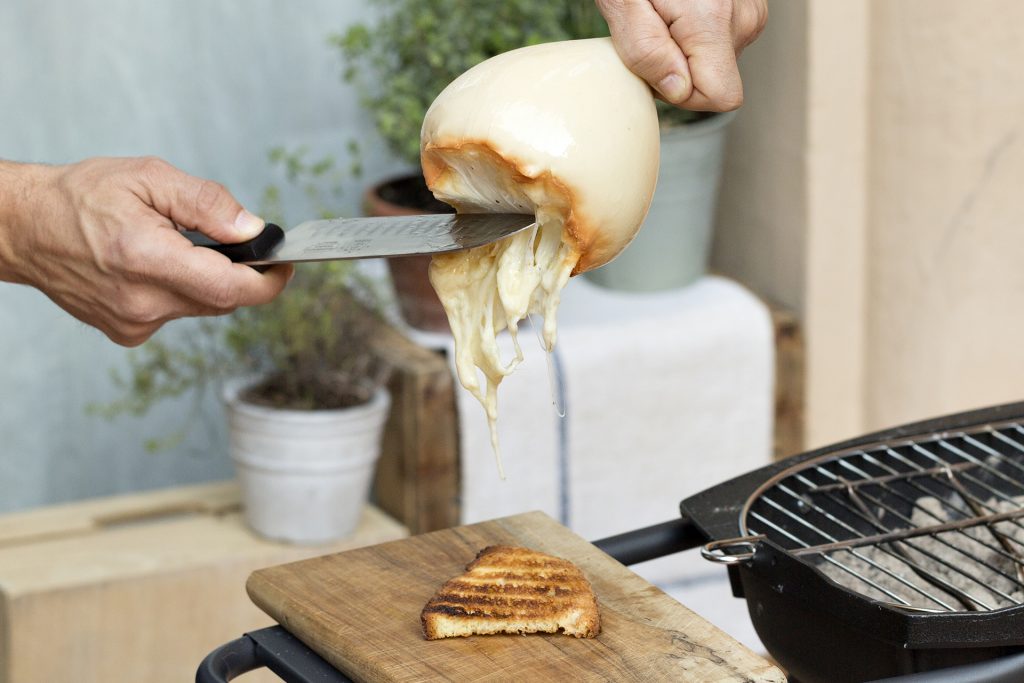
421,37,660,275
420,38,660,478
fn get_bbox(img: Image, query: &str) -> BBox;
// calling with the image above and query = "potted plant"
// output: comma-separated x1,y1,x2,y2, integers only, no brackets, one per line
583,103,737,292
95,152,392,544
334,0,609,330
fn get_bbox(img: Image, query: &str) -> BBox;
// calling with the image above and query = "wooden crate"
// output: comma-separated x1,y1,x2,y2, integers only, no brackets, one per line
371,322,460,534
0,482,406,683
771,303,805,460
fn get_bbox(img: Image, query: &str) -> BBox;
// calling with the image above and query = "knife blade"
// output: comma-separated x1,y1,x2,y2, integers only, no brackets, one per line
186,213,536,265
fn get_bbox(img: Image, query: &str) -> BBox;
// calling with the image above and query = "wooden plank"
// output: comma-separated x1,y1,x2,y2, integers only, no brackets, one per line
247,511,785,682
371,322,460,534
0,483,407,683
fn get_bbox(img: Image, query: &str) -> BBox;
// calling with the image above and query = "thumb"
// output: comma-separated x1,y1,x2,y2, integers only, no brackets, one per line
134,157,264,242
597,0,693,104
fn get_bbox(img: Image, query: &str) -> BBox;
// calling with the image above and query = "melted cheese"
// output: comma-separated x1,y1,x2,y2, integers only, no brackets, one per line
429,214,578,478
421,39,660,478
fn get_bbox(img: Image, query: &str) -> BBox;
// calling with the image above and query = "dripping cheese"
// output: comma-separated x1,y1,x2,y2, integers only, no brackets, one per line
429,213,578,478
421,38,660,476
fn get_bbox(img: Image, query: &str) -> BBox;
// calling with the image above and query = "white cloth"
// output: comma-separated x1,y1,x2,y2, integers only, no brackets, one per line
408,275,774,583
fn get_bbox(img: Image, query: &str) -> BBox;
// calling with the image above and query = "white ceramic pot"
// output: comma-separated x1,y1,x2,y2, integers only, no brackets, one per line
223,379,391,544
585,111,736,291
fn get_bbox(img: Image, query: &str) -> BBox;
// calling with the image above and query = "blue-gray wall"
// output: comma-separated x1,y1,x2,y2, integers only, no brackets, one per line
0,1,407,512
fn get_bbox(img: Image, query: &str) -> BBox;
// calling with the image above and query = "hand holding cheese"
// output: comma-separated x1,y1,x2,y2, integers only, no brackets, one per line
422,38,660,476
596,0,768,111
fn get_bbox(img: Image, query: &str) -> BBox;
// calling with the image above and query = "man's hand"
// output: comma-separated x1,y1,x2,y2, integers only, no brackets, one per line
597,0,767,111
0,157,292,346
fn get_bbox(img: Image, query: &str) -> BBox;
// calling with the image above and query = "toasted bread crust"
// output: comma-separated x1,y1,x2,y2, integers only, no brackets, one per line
421,546,601,640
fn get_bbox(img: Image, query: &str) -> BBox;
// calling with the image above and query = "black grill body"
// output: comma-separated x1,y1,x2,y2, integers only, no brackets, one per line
677,401,1024,683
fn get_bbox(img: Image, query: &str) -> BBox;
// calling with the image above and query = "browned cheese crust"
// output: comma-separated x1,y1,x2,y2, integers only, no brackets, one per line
421,140,614,275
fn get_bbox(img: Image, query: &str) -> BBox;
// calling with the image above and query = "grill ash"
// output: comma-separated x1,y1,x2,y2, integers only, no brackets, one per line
741,426,1024,614
816,496,1024,611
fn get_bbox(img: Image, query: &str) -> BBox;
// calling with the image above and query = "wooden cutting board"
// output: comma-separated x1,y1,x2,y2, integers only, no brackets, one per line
247,511,785,682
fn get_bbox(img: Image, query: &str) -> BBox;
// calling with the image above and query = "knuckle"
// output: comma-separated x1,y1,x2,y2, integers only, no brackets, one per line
137,156,172,179
193,179,229,216
625,35,675,74
607,0,646,24
754,0,768,30
108,325,151,348
120,334,149,348
715,89,744,111
737,0,768,47
118,293,163,325
105,224,157,277
205,277,241,311
699,0,736,22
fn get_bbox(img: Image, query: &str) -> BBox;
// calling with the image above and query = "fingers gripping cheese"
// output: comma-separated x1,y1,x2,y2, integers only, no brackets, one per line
422,38,660,477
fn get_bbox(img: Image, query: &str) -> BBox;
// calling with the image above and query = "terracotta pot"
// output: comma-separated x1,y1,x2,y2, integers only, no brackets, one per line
364,174,453,332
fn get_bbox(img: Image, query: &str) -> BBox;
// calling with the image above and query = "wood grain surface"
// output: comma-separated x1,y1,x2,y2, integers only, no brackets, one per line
247,511,784,682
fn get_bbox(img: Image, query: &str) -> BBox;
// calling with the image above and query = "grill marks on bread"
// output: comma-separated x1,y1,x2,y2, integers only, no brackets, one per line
421,545,601,639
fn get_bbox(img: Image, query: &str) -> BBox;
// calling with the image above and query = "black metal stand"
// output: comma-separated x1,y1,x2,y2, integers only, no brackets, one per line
196,625,351,683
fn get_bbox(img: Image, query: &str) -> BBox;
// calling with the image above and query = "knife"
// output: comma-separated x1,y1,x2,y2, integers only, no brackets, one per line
185,213,536,266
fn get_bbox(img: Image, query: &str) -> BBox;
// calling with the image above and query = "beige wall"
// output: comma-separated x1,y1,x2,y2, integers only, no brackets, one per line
866,1,1024,430
712,0,809,313
714,0,1024,447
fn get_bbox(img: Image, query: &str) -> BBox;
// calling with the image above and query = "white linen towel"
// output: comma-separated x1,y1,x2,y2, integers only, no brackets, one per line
408,275,774,584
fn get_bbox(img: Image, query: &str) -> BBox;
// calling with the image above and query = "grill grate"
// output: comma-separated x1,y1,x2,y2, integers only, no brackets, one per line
739,422,1024,613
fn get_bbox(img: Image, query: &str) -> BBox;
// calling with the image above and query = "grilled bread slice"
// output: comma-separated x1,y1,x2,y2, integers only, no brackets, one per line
421,545,601,640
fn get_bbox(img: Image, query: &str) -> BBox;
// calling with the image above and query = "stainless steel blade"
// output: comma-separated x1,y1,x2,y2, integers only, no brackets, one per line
246,213,536,265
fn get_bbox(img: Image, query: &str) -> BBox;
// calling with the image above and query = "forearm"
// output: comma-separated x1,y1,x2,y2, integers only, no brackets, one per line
0,160,50,284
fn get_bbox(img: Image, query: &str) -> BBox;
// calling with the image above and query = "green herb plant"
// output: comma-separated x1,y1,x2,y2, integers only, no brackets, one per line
92,148,390,451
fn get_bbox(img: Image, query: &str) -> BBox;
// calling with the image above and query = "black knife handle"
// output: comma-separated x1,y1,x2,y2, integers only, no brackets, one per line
185,223,284,264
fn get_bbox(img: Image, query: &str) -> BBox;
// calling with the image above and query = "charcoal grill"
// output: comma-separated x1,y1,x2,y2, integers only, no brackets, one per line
198,402,1024,682
704,420,1024,613
639,400,1024,682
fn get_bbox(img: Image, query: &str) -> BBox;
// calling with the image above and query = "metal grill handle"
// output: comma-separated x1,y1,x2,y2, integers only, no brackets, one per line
700,536,764,564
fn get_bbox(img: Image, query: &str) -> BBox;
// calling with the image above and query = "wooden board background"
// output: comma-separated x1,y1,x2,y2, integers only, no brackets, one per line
0,483,407,683
248,511,785,682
